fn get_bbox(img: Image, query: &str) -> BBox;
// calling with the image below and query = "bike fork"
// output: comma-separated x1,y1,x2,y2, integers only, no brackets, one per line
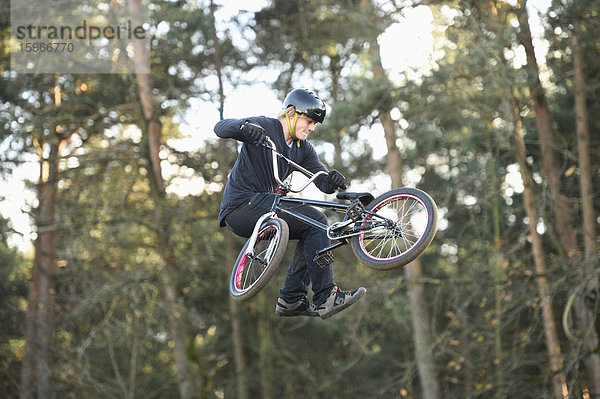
246,211,277,258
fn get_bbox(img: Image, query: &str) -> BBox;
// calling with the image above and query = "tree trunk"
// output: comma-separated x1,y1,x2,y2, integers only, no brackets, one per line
404,259,441,399
34,141,59,399
208,2,249,397
383,108,439,398
220,138,248,399
20,137,63,399
258,294,273,399
489,154,506,398
485,2,568,395
20,155,44,399
220,143,247,398
571,18,600,399
359,1,440,394
128,1,198,397
572,21,597,264
20,237,39,399
229,296,248,399
517,5,600,396
511,113,568,399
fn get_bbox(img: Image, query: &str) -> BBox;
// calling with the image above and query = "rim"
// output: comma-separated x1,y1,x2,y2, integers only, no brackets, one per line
234,224,280,293
359,194,430,261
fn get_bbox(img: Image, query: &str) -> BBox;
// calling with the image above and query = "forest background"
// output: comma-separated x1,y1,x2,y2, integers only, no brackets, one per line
1,0,599,398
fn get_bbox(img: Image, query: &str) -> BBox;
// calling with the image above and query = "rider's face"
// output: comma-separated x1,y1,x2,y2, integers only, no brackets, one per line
294,114,316,140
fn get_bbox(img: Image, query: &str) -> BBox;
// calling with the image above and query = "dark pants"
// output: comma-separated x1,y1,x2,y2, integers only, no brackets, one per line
224,193,335,305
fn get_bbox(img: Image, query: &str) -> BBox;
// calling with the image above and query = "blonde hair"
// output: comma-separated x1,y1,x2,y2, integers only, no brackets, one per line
277,105,297,120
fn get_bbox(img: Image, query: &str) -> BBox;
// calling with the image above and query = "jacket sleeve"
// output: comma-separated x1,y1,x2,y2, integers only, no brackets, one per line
214,118,244,140
214,117,264,145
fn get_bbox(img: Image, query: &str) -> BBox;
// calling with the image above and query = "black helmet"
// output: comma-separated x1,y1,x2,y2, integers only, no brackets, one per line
283,89,326,123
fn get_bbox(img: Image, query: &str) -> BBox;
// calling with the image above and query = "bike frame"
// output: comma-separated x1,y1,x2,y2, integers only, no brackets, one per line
277,196,349,232
230,137,437,300
245,138,386,258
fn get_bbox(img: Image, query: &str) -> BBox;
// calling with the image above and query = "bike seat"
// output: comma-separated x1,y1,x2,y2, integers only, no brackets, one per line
336,192,374,205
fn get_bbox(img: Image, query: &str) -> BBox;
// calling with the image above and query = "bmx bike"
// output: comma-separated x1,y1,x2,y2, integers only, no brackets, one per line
230,137,438,301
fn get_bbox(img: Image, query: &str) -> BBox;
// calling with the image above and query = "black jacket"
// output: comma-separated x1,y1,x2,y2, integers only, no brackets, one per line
214,116,335,226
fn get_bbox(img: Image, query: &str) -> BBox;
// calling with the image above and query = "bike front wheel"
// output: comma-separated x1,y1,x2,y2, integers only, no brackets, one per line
351,188,438,270
230,218,289,301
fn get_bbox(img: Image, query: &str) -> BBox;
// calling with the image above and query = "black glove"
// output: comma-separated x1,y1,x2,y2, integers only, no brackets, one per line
241,121,266,146
327,170,347,190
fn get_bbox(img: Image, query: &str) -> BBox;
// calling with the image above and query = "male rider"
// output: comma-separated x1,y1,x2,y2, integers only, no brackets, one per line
214,88,366,319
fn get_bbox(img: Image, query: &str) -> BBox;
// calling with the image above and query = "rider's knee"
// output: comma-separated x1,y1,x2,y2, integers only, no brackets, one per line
312,209,328,224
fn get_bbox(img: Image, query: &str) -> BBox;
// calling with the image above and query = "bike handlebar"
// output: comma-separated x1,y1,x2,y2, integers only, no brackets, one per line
263,137,328,193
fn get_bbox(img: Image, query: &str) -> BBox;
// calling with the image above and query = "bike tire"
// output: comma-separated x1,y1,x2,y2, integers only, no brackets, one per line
351,188,438,270
230,217,289,301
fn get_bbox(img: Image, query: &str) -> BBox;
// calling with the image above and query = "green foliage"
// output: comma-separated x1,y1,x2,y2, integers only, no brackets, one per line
546,0,600,209
0,216,28,397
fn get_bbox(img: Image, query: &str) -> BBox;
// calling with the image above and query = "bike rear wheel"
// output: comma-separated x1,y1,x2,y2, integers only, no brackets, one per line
230,218,289,301
351,188,438,270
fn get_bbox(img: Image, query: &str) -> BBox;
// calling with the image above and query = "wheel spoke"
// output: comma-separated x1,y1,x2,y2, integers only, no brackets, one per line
237,226,278,291
231,218,289,301
361,194,428,261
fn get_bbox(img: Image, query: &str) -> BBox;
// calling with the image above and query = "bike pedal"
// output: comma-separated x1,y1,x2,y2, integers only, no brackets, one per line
313,251,335,268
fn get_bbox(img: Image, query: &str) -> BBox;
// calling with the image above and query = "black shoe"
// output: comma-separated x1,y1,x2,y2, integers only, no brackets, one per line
275,296,319,317
316,286,366,319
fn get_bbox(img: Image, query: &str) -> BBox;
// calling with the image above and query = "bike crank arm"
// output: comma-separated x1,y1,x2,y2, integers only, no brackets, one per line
327,221,403,240
327,226,380,240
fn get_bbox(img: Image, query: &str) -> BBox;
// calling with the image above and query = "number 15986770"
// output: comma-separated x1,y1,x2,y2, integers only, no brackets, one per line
19,42,74,53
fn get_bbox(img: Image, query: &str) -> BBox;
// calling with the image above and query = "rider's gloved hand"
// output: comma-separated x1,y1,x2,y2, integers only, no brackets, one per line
241,121,266,146
327,170,347,190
